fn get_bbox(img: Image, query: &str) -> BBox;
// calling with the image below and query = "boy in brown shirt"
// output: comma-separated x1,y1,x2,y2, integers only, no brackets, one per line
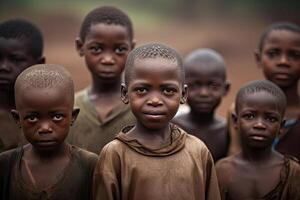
94,43,221,200
0,64,98,199
67,6,136,154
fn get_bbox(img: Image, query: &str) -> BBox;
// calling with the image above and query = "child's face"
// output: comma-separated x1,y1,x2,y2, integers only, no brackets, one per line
0,38,38,91
185,63,229,114
12,87,79,153
77,23,133,82
257,30,300,88
122,58,186,130
235,91,283,149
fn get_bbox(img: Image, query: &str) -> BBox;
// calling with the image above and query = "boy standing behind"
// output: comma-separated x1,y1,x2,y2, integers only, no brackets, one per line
216,80,300,200
173,49,230,161
0,19,45,152
0,64,97,199
68,6,136,154
94,43,220,200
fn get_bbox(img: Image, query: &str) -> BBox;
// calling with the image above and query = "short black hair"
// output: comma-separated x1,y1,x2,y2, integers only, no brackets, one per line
258,22,300,52
235,80,286,115
0,18,44,59
79,6,133,41
15,64,74,106
124,43,183,85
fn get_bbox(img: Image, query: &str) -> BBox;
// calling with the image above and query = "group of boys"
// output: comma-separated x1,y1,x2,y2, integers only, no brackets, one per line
0,5,299,200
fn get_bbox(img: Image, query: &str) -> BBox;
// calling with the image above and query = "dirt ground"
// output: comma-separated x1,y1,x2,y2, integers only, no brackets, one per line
30,14,267,117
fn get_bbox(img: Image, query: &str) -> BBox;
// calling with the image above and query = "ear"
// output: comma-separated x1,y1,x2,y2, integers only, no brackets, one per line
71,108,80,126
11,109,21,128
223,81,231,96
254,49,263,68
180,84,188,104
75,37,84,57
231,112,238,130
121,83,129,104
37,56,46,64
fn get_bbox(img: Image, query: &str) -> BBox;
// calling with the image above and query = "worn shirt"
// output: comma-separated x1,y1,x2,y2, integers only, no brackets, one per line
94,124,221,200
216,155,300,200
67,88,136,154
0,144,98,200
0,110,26,153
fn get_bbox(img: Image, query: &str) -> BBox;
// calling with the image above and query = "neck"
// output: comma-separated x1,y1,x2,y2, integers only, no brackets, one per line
133,122,171,142
241,144,273,163
283,84,299,107
189,110,215,125
0,90,15,111
31,142,69,161
91,76,122,95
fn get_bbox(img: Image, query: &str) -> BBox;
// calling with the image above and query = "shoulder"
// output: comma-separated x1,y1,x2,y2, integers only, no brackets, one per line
72,145,98,166
99,140,126,158
74,88,89,106
0,147,21,161
215,155,237,171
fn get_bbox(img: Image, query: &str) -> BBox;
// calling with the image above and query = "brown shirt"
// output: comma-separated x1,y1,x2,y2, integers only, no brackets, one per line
0,110,26,153
216,155,300,200
94,125,221,200
67,88,136,154
0,145,98,200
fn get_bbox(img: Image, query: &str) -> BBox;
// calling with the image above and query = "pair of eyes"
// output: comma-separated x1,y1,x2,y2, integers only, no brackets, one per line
0,55,27,64
24,114,65,123
134,87,178,96
89,45,129,55
188,82,222,90
241,113,279,123
265,49,300,60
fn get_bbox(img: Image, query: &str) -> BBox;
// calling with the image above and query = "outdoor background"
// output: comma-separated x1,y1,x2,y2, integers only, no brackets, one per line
1,0,299,116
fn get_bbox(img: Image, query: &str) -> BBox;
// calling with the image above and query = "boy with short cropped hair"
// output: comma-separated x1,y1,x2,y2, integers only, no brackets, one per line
228,22,300,159
0,19,45,152
67,6,136,154
216,80,300,200
0,64,98,199
173,48,230,162
94,43,221,200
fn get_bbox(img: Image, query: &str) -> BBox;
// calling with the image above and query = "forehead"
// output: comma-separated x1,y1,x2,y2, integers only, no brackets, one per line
238,91,282,114
185,61,225,80
130,58,181,84
0,37,32,56
264,30,300,48
86,23,130,41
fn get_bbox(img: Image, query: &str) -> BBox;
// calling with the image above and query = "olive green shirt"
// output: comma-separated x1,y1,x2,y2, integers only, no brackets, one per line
67,88,136,154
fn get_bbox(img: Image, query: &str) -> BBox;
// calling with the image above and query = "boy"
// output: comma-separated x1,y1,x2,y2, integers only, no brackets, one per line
67,6,136,154
0,19,45,152
0,64,98,199
228,22,300,159
216,80,300,200
94,43,221,200
173,48,230,162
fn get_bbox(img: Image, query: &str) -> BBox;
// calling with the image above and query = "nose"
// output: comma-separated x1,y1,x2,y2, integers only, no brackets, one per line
147,95,163,107
37,121,53,134
198,86,210,97
0,60,12,72
101,53,115,65
253,118,266,130
277,54,289,66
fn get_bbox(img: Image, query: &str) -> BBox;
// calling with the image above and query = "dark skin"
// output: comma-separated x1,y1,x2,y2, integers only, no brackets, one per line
76,23,135,121
11,86,79,190
121,58,187,148
216,91,285,199
255,29,300,120
173,55,230,161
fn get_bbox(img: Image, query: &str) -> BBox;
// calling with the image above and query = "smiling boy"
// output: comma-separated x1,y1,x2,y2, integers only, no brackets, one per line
94,43,221,200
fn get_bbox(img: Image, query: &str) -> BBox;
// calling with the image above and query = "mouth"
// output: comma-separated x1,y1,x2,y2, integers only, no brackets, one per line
143,112,166,120
35,140,57,147
249,134,268,141
273,73,292,80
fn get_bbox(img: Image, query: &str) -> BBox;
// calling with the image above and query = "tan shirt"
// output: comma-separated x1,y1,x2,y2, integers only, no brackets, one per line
67,88,136,154
94,125,221,200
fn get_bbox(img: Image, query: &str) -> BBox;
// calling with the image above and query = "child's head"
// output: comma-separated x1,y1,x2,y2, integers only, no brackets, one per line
122,43,187,130
12,64,79,153
0,19,45,92
184,48,230,115
234,80,286,149
255,22,300,89
76,6,135,83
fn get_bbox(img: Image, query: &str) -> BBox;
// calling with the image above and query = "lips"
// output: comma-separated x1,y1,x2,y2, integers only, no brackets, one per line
273,73,292,80
35,140,57,147
142,111,166,120
248,134,268,141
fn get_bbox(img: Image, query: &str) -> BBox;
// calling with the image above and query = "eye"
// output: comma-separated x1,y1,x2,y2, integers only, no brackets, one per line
242,113,255,120
89,46,102,54
135,87,148,95
25,115,38,123
265,116,278,123
52,114,64,122
288,50,300,60
266,49,279,58
11,55,26,63
163,88,177,96
208,82,221,90
115,46,128,55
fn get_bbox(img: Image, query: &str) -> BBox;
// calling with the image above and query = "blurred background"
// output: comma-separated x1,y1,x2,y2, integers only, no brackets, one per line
1,0,299,116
